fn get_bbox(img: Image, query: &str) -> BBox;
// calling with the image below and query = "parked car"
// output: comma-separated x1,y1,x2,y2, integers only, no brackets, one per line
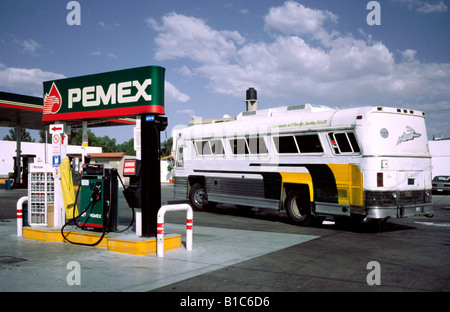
432,176,450,194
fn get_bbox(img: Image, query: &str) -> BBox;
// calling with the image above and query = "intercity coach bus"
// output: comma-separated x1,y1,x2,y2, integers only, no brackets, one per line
173,103,433,225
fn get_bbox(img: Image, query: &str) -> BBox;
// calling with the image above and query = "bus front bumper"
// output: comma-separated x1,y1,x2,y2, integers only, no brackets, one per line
364,190,433,219
365,203,434,219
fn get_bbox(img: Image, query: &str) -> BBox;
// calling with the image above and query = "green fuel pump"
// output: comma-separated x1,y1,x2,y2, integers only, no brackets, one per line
79,164,118,231
61,163,134,247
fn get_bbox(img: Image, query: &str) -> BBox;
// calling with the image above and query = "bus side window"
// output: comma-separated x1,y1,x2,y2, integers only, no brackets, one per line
273,136,298,154
230,138,249,155
176,147,184,167
328,132,360,154
328,133,340,154
347,133,360,153
247,136,268,154
210,139,225,155
295,134,323,153
194,140,212,155
335,133,352,152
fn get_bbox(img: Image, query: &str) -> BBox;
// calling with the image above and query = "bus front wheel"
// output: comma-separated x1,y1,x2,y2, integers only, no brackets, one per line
189,183,216,210
285,190,312,226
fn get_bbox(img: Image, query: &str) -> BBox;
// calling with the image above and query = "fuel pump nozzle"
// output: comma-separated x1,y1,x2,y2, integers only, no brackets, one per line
91,184,102,202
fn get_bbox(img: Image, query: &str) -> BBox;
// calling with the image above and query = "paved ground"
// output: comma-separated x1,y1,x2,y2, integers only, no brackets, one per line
0,219,317,292
1,186,449,303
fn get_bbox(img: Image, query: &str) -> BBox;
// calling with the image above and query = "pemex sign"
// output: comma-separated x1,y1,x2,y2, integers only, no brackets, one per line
42,66,165,122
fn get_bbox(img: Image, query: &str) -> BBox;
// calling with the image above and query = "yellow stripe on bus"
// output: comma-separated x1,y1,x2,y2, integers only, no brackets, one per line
279,164,363,207
279,172,314,202
328,164,363,207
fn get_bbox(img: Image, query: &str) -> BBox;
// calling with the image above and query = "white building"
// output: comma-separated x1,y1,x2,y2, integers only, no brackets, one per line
429,139,450,177
0,140,173,183
0,140,101,177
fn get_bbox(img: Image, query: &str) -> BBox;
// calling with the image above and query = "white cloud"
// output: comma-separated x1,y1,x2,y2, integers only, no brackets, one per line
401,49,417,62
417,1,447,13
98,21,121,29
90,50,117,59
178,65,195,77
177,108,195,117
147,13,245,64
326,37,394,80
394,0,447,13
149,1,450,111
0,65,65,96
20,39,41,55
165,81,190,103
264,1,338,45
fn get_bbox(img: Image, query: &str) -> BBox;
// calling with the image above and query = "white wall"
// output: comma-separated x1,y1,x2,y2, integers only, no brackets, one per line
429,140,450,177
160,158,173,183
0,140,101,176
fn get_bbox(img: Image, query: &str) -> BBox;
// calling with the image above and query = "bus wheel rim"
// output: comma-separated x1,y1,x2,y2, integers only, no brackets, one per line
292,196,305,218
195,189,208,205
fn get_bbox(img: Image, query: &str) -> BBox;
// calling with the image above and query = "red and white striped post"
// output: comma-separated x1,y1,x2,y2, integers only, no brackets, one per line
186,217,193,251
157,204,193,257
16,196,28,237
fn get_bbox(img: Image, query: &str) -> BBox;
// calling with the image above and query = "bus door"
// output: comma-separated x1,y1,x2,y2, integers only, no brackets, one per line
175,134,185,169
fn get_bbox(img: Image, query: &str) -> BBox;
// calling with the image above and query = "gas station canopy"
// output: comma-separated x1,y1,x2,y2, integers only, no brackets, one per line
0,91,46,130
0,90,136,187
0,91,136,131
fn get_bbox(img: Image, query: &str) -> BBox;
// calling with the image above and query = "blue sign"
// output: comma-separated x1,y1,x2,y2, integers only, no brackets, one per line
146,115,155,122
52,155,61,168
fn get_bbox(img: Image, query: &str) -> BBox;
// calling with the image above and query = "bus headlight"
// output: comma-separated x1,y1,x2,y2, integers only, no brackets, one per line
424,190,432,203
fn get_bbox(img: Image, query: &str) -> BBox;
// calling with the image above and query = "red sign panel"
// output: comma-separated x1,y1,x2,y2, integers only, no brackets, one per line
123,160,136,176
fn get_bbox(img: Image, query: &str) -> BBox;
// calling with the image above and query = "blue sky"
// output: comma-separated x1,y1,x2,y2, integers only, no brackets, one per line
1,0,449,143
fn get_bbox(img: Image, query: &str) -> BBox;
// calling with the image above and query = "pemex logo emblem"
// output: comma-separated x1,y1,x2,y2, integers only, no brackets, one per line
44,83,62,114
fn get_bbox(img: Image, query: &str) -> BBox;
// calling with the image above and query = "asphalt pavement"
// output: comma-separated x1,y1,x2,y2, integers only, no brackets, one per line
1,185,449,298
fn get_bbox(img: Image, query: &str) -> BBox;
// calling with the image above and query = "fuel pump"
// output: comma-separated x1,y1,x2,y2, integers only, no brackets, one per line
79,164,119,231
61,114,167,245
61,163,134,246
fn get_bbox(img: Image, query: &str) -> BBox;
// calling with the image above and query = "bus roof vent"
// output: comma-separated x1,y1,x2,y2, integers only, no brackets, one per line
242,110,257,116
245,87,258,112
237,108,272,119
287,104,306,111
286,103,334,113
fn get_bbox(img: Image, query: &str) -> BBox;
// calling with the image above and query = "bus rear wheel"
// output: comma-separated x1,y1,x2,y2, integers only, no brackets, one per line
285,190,312,226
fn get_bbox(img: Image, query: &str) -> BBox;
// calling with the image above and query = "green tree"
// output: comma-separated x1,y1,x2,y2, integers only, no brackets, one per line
161,137,173,157
97,135,117,153
39,128,52,143
68,128,98,146
2,128,35,142
116,138,136,156
67,128,135,154
45,127,154,156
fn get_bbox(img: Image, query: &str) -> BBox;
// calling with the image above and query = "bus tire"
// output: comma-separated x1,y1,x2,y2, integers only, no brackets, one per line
189,183,216,210
285,190,312,226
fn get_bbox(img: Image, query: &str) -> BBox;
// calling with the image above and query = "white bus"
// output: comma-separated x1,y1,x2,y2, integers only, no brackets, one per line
173,104,433,225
